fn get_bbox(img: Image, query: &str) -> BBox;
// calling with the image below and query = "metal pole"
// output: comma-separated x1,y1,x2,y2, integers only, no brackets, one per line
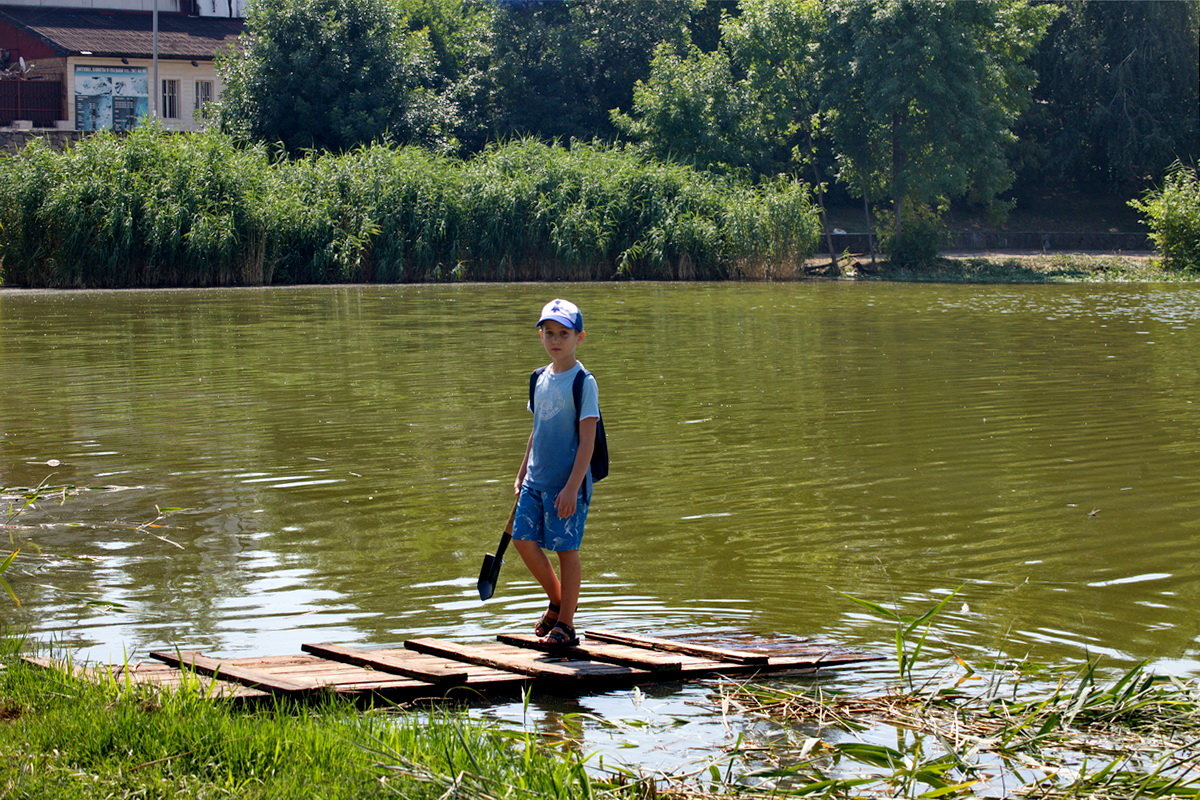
151,0,159,118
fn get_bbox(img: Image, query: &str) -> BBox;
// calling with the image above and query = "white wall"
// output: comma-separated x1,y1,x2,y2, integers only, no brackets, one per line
194,0,244,18
0,0,185,12
0,0,246,16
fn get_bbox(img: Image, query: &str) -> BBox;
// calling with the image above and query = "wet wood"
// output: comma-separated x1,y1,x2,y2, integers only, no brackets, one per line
301,643,470,684
584,629,771,664
28,630,880,704
497,633,685,671
405,638,647,681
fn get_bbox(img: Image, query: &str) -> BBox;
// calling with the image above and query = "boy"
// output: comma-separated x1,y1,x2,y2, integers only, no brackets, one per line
512,298,600,647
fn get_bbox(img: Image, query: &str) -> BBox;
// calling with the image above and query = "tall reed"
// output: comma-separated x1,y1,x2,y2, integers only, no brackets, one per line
0,129,821,287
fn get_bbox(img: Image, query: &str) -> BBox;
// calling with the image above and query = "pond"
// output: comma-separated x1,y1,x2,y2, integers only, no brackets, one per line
3,281,1200,777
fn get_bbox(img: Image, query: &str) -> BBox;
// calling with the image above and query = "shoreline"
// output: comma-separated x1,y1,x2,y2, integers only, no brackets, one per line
2,252,1193,292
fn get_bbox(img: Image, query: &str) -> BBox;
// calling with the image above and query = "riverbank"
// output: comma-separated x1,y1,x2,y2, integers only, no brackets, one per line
801,251,1194,284
854,255,1180,286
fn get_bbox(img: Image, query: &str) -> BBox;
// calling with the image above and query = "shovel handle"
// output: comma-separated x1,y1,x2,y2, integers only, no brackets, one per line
495,501,517,559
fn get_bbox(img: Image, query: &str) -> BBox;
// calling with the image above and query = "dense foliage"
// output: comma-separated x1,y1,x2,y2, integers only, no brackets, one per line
209,0,1197,271
1131,166,1200,272
2,0,1195,282
216,0,456,153
0,127,821,288
1016,0,1200,193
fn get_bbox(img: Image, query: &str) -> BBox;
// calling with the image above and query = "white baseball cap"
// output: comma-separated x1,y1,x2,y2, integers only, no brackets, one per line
536,298,584,331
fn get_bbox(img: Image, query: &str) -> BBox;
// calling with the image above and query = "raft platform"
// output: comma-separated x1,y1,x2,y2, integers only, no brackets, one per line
25,629,881,704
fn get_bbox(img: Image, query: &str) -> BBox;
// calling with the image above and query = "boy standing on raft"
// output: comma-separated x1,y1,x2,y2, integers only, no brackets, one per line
512,299,600,647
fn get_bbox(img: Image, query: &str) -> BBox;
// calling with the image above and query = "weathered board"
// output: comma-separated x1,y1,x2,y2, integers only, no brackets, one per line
26,630,881,704
585,629,771,664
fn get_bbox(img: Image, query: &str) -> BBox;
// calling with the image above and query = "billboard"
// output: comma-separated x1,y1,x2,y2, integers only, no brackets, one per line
75,65,148,131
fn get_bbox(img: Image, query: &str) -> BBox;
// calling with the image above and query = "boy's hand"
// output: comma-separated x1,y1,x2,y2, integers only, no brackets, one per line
554,488,577,518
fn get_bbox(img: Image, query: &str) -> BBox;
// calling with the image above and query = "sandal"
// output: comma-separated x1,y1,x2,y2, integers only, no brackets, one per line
533,603,560,637
540,622,579,648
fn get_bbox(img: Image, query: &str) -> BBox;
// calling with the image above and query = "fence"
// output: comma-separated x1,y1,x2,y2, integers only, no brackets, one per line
0,80,64,127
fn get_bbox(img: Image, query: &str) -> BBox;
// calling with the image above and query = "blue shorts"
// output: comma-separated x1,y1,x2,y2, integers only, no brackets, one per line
512,485,588,552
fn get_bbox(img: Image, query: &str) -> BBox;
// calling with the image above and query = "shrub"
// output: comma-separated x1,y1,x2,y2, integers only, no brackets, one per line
876,206,949,269
1130,165,1200,272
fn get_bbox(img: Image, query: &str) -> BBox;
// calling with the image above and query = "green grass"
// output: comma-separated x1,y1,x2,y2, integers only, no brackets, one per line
0,634,655,800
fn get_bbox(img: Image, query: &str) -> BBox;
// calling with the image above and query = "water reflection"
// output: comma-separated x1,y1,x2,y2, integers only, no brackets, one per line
2,282,1199,681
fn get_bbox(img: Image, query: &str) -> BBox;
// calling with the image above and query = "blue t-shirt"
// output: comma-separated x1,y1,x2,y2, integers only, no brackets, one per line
525,362,600,493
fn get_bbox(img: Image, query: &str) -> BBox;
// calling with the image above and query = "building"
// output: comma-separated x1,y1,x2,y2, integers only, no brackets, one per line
0,0,243,131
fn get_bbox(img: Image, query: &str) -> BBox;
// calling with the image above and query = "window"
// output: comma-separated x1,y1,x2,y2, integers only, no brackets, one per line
161,79,179,119
194,80,213,114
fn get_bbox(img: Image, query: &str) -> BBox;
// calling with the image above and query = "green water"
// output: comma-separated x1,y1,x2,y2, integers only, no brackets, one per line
3,282,1200,768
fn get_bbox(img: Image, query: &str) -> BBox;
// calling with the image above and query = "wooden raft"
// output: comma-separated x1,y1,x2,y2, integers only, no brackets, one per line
25,629,880,703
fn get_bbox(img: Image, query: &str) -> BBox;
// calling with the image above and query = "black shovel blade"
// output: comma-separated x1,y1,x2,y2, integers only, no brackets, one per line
478,504,517,601
477,552,502,601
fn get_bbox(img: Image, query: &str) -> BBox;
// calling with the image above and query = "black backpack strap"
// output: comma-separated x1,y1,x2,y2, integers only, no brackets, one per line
529,366,547,413
571,368,586,422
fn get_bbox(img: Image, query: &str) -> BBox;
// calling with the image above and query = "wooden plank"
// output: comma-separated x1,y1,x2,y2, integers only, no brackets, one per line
149,650,321,695
302,642,470,684
583,629,771,664
404,638,646,681
497,634,684,672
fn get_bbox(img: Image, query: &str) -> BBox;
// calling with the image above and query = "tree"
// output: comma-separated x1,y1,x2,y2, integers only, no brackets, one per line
821,0,1057,251
612,42,774,174
216,0,457,153
614,0,826,177
1016,0,1200,193
391,0,498,153
486,0,699,141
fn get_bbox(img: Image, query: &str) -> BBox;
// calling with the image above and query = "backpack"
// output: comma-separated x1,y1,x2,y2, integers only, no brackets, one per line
529,366,608,482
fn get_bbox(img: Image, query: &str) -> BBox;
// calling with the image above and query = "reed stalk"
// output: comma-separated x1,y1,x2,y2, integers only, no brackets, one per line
0,130,821,288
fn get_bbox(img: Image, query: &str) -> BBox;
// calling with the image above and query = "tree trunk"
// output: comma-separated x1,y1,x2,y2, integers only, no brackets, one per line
891,111,906,240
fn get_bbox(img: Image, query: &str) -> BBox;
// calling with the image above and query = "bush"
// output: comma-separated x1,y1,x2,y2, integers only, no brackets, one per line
1130,165,1200,272
876,206,948,269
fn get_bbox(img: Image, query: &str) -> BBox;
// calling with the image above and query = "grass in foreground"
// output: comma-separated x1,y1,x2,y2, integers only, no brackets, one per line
0,634,664,800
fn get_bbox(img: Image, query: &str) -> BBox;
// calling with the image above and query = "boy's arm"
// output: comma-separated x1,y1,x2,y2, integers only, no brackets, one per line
514,430,534,496
555,417,597,518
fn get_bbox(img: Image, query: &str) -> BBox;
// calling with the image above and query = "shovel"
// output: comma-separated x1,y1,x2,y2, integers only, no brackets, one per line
477,502,518,601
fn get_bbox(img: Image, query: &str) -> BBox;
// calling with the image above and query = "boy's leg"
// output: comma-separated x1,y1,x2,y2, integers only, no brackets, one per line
513,539,561,607
512,487,561,607
555,550,581,628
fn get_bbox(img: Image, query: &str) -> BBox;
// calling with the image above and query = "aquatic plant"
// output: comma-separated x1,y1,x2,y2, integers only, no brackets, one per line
709,591,1200,798
721,660,1200,799
0,130,821,288
838,588,963,691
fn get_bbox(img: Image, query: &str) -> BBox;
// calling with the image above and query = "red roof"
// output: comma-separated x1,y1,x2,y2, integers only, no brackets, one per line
0,5,242,60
